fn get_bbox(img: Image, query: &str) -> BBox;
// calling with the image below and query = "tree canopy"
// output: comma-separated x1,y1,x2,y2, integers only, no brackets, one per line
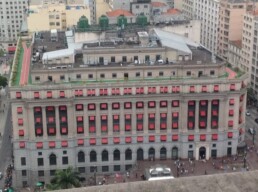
0,75,7,87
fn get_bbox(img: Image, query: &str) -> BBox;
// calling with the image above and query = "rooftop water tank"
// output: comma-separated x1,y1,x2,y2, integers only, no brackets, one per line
77,15,89,32
117,15,127,29
99,15,109,31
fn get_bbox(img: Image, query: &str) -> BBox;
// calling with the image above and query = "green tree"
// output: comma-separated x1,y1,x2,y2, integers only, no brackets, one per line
0,75,7,87
47,167,81,190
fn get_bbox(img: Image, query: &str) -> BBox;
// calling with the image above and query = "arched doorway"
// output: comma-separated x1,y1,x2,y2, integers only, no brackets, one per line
148,147,155,160
172,147,178,160
137,148,144,160
160,147,167,160
199,147,206,159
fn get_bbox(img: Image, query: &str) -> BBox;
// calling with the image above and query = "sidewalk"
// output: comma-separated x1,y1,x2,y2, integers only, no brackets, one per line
0,94,9,147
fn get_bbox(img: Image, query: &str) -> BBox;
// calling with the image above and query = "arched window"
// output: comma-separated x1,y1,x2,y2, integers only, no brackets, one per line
172,147,178,160
113,149,120,161
148,147,155,160
49,153,57,165
125,149,132,160
90,150,97,162
102,150,109,161
78,151,85,163
137,148,144,160
160,147,167,160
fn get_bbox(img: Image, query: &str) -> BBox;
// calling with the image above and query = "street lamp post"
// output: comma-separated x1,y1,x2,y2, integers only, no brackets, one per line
243,151,247,169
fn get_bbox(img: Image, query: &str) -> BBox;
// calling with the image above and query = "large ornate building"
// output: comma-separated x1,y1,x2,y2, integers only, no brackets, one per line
10,28,247,187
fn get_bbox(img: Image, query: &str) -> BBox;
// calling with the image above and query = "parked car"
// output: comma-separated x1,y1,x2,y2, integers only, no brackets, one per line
255,118,258,124
246,111,251,116
249,128,256,135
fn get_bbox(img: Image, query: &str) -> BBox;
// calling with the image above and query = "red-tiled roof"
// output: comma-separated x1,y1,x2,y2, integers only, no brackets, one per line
162,8,180,15
106,9,134,17
151,2,167,7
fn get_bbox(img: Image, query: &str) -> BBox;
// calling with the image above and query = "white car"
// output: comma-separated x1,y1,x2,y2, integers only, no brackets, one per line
246,111,251,116
249,128,256,135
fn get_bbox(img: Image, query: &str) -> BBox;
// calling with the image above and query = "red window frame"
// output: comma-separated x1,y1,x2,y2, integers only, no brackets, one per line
77,116,83,122
200,100,207,106
172,122,178,129
149,135,155,142
113,137,120,144
137,123,143,131
200,110,206,117
113,115,119,120
172,100,179,107
212,134,218,140
160,100,167,107
172,135,178,141
188,101,195,106
88,103,95,110
19,141,25,148
89,116,95,121
47,91,52,98
202,86,207,92
124,88,132,95
112,103,120,109
160,135,167,141
16,92,22,99
188,135,194,141
228,132,233,138
59,91,65,98
160,122,167,129
36,117,41,123
228,110,234,116
125,124,131,131
89,126,96,133
214,85,219,92
100,103,108,110
172,112,178,118
18,118,23,126
77,126,84,133
199,121,206,128
230,84,235,91
212,110,218,116
148,123,155,130
125,137,132,143
61,116,67,123
200,134,206,141
36,142,43,149
124,102,132,109
160,113,167,118
49,141,56,148
189,86,195,93
61,141,68,147
76,104,83,111
228,120,233,127
229,99,234,105
36,128,42,135
61,127,68,134
48,117,54,123
137,136,143,142
34,92,40,99
90,138,96,145
188,121,194,129
148,101,156,108
188,111,194,117
136,101,144,108
101,125,108,132
160,86,168,93
19,129,24,136
113,124,120,132
212,120,218,127
17,107,23,114
102,138,108,144
77,139,84,146
125,114,131,120
212,100,219,105
137,114,143,120
136,87,144,94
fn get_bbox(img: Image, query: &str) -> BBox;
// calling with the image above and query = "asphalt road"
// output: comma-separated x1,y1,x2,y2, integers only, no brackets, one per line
0,100,12,189
245,107,258,145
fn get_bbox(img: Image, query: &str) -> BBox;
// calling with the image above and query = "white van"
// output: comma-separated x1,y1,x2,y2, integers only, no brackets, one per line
158,59,164,64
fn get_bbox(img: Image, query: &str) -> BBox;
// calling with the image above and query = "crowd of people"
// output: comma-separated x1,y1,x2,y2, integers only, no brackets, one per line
3,164,13,191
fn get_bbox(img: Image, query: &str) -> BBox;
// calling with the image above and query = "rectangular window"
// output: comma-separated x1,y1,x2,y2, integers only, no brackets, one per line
100,74,105,78
111,56,115,63
159,71,164,76
21,157,26,166
187,71,191,76
62,157,68,165
136,72,140,77
102,166,109,172
37,158,44,166
147,72,152,77
38,170,44,177
112,73,117,78
60,75,65,80
88,74,93,79
76,74,81,79
22,170,27,176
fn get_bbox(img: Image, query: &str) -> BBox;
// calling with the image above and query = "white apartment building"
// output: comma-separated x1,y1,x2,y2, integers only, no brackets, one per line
0,0,28,42
182,0,220,54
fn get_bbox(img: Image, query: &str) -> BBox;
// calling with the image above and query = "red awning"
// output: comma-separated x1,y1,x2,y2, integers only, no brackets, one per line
199,121,206,127
160,101,167,107
137,114,143,119
173,112,178,118
172,86,177,93
112,89,116,95
172,135,178,141
113,103,120,109
76,104,83,110
77,139,84,145
102,138,108,144
125,137,132,143
36,128,42,135
101,115,107,120
149,113,155,118
16,92,22,98
200,110,206,116
77,116,83,122
188,101,195,106
34,107,41,112
212,110,218,116
113,137,120,144
212,134,218,140
36,117,41,123
113,124,120,131
229,99,234,105
59,91,65,97
89,116,95,121
149,123,155,129
188,121,194,128
188,135,194,141
136,102,143,108
34,92,40,98
8,46,16,52
18,119,23,126
61,116,67,122
172,100,179,107
200,101,207,106
172,122,178,129
89,126,95,133
36,142,43,149
137,123,143,130
124,88,132,94
214,85,219,92
116,89,120,94
49,127,55,134
240,95,244,101
125,114,131,120
228,132,233,138
202,86,207,92
78,90,83,96
113,115,119,120
61,127,67,134
90,138,96,145
19,141,25,148
200,134,206,141
61,141,68,147
137,136,143,142
190,86,195,92
228,120,233,127
77,126,84,133
125,124,131,131
19,130,24,136
49,141,55,148
212,100,219,105
125,102,131,108
176,86,180,92
160,87,168,93
47,91,52,98
47,106,54,111
101,125,107,132
160,135,167,141
48,117,54,123
136,87,144,94
230,84,235,90
149,135,155,142
229,110,234,116
88,104,95,110
149,101,155,107
160,123,167,129
212,120,217,127
161,113,167,118
188,111,194,117
101,103,107,109
17,107,23,114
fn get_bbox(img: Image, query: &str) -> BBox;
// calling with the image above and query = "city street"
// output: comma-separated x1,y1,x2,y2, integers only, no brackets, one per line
245,106,258,145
